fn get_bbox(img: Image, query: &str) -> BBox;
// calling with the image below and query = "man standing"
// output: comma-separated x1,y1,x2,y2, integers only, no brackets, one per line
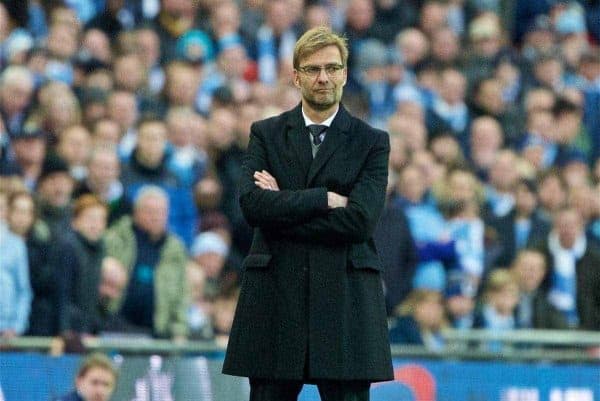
223,27,393,400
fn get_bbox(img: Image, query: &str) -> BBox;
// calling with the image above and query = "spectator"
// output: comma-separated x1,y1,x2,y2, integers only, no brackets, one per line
96,257,131,333
190,230,232,300
430,67,469,140
9,124,47,189
165,107,208,188
0,190,32,337
444,284,476,329
73,145,131,225
254,0,298,85
0,65,35,138
484,150,521,218
7,190,64,336
511,249,567,329
36,154,75,238
395,28,429,74
212,290,239,346
473,269,520,350
105,185,189,339
468,116,504,178
120,117,196,246
537,169,568,220
187,261,214,340
536,207,600,329
55,353,117,401
371,0,417,44
56,125,92,182
57,194,108,334
389,289,446,350
106,90,138,159
491,178,551,267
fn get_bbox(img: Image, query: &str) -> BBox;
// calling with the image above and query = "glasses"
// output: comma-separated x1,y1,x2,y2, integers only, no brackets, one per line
297,64,345,78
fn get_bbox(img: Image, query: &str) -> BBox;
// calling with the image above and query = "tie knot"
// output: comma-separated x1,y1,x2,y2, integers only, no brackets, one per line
308,124,327,145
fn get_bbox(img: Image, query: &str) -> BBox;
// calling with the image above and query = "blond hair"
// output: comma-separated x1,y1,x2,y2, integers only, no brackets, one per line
293,27,348,69
395,289,442,316
483,269,518,302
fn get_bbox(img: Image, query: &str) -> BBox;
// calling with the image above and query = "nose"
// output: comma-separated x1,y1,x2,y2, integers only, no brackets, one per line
316,68,329,82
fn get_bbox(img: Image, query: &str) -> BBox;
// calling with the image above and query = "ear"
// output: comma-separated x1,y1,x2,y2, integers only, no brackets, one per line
341,67,347,87
293,70,301,89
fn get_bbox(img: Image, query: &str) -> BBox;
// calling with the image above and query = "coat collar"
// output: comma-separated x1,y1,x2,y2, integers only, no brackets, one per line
286,103,352,186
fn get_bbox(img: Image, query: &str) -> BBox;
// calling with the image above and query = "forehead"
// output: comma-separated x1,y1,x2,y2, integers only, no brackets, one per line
81,366,115,381
299,45,342,66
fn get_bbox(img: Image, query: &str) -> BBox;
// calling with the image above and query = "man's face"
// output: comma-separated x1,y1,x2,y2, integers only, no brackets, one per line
134,195,168,238
293,45,347,113
76,367,116,401
555,210,583,249
73,206,108,242
1,81,33,116
38,173,74,208
513,252,546,293
137,122,167,167
88,151,119,191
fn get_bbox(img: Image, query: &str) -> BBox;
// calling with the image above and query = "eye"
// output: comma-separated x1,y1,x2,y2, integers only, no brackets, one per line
305,66,321,75
325,64,343,74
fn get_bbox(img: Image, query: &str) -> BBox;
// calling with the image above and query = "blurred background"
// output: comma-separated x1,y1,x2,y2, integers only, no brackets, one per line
0,0,599,399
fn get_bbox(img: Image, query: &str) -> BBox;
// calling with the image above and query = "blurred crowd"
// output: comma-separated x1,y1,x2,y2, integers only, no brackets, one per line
0,0,598,349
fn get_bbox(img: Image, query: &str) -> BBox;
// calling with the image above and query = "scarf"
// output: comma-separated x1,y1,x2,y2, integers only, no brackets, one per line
256,25,296,85
547,232,586,327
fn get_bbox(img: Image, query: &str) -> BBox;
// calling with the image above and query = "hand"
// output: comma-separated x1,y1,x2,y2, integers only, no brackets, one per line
327,192,348,208
254,170,280,191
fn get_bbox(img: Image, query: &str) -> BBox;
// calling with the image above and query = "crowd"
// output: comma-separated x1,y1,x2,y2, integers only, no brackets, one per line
0,0,598,349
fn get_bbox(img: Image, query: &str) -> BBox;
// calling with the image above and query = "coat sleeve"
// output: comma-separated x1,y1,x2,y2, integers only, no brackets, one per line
239,123,329,227
275,131,390,244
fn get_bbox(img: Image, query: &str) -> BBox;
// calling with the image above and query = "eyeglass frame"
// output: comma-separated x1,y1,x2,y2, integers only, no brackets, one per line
296,63,346,78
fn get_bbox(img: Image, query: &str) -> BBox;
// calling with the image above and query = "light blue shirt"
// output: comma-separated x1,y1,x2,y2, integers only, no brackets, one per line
0,224,32,334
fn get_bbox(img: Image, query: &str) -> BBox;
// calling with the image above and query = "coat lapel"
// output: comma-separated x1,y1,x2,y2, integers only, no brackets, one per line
286,104,313,186
306,105,351,186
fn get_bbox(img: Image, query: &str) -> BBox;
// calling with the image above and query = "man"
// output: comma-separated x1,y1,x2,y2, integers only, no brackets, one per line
120,117,196,247
73,145,131,224
223,27,393,400
55,353,117,401
104,185,188,339
535,207,600,329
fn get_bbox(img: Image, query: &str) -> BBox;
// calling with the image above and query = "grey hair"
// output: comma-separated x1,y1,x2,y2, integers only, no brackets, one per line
133,185,169,209
0,65,34,89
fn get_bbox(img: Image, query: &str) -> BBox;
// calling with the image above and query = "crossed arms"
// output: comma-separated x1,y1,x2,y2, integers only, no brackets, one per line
239,125,390,244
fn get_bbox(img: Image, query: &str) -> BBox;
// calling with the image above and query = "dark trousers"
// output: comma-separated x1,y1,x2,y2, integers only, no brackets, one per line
249,378,370,401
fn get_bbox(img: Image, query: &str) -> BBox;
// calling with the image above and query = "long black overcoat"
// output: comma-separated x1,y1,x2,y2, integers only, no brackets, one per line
222,104,393,382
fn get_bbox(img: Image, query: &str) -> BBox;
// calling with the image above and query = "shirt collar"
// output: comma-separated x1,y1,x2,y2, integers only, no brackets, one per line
301,106,339,128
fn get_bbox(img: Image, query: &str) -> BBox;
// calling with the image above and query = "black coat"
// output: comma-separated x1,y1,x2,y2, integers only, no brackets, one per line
488,210,551,267
373,203,417,315
535,239,600,330
223,104,393,382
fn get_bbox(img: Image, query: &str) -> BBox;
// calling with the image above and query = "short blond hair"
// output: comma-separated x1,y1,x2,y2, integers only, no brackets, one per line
293,27,349,69
483,269,518,301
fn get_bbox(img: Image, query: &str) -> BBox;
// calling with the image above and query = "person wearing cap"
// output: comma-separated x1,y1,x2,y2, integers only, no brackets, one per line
223,27,392,400
191,231,230,300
